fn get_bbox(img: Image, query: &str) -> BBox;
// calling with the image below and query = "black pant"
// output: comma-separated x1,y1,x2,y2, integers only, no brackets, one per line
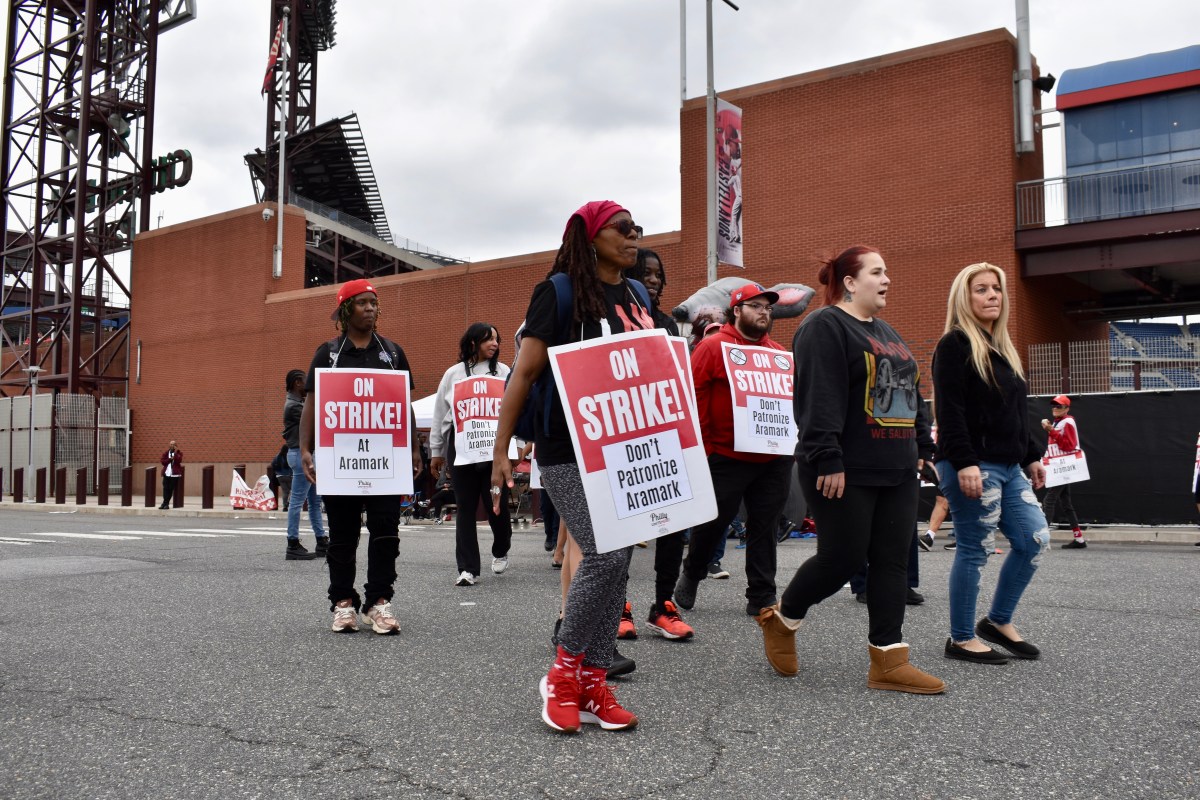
1042,484,1079,529
540,489,560,548
648,530,686,607
682,453,790,607
849,526,920,594
781,476,918,647
451,460,512,576
161,474,179,507
323,494,401,612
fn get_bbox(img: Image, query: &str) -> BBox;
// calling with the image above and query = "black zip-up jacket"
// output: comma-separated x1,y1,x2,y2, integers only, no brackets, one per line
931,329,1041,471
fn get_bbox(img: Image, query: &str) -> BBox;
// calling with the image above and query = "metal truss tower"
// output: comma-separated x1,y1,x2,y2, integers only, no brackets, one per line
259,0,336,202
0,0,195,396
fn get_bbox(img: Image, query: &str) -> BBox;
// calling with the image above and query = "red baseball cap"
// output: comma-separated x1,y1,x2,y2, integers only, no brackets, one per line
1051,394,1070,407
729,282,780,308
331,278,377,319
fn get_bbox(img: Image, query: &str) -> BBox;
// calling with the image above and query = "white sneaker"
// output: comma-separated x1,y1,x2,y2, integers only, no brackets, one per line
331,603,359,633
361,601,400,635
491,556,510,575
455,571,477,587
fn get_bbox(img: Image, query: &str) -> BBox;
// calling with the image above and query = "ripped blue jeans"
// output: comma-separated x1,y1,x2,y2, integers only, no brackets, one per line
939,461,1050,643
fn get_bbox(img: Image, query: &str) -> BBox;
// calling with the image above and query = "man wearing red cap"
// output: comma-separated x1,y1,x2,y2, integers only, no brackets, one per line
1041,394,1086,549
675,282,793,615
299,279,421,634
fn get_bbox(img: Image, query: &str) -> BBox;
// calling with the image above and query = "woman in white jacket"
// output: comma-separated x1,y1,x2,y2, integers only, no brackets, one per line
430,323,513,586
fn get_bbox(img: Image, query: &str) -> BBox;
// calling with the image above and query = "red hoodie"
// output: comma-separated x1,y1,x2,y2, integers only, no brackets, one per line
690,322,787,463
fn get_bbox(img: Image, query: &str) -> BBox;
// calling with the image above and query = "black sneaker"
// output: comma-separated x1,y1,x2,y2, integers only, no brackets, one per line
1061,539,1087,549
943,541,957,551
776,519,797,544
855,592,867,604
314,537,330,556
286,540,318,560
906,588,925,605
674,572,699,610
607,648,636,679
918,531,934,551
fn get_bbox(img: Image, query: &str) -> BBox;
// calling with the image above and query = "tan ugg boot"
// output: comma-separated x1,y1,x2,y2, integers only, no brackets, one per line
867,643,946,695
755,604,799,677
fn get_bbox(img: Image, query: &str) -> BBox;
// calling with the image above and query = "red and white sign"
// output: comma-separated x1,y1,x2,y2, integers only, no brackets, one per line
722,342,796,455
314,368,412,495
1042,449,1090,488
451,375,514,465
549,328,716,552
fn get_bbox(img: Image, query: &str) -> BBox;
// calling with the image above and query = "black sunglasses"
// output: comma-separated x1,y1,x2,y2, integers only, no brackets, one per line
601,219,643,239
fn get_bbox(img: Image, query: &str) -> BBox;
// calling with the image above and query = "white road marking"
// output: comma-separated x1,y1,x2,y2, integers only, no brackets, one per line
0,538,50,545
95,530,232,538
166,528,282,536
28,532,142,541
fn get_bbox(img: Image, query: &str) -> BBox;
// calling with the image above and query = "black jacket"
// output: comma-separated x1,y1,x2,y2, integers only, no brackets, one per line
932,329,1041,471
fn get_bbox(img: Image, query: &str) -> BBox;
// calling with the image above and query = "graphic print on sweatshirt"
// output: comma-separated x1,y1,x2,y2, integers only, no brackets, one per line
861,336,919,427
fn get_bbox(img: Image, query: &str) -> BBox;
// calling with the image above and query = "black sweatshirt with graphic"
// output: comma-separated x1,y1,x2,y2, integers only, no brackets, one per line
792,306,933,486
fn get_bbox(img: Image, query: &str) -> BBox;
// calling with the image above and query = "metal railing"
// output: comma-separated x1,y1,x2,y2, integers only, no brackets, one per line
1016,158,1200,230
1029,335,1200,395
290,191,466,264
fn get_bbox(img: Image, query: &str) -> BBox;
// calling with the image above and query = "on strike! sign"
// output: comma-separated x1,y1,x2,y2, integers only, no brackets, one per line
451,375,514,465
550,328,716,552
721,342,796,455
314,368,412,495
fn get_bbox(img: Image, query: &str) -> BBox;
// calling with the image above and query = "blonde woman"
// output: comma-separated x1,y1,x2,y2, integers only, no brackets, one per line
932,263,1049,665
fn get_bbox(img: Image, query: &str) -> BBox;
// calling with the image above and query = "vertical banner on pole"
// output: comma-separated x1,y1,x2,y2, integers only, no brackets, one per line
549,329,716,553
314,368,413,495
716,98,744,268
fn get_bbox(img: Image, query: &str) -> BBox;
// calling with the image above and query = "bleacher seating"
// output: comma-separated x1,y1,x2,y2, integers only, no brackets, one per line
1162,368,1200,389
1110,322,1194,360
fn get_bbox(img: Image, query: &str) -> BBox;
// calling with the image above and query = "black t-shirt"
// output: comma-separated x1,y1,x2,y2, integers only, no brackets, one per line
522,278,654,466
305,332,414,392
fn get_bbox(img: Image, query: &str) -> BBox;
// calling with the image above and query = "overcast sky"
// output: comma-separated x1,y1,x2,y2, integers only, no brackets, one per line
6,1,1199,262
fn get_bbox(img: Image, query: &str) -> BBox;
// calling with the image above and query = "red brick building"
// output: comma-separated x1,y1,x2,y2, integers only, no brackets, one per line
128,29,1098,484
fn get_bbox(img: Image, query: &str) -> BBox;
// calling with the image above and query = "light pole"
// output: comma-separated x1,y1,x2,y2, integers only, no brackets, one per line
23,366,43,482
704,0,739,286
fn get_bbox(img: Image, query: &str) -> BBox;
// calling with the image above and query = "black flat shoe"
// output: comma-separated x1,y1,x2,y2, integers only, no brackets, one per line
944,638,1010,664
906,588,925,605
976,618,1040,659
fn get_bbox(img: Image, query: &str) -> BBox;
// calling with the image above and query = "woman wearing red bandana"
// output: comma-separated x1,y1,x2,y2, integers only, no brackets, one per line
492,200,651,734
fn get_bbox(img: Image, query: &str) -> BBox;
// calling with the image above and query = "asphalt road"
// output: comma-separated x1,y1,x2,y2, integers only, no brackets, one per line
1,508,1197,800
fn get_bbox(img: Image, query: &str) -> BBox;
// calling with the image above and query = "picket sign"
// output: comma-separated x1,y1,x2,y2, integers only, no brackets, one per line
548,328,716,553
720,341,797,455
1042,450,1090,488
450,375,517,465
231,471,276,511
314,368,413,496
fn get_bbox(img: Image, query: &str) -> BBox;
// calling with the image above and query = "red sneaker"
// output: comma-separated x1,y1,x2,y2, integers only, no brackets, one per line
617,601,638,640
646,600,694,640
579,666,638,730
539,647,581,734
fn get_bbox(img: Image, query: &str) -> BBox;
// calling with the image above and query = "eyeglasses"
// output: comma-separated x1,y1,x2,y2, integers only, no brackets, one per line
1050,404,1066,409
739,302,773,313
601,219,643,239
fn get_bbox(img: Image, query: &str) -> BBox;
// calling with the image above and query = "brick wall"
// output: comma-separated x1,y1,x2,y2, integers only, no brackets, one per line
128,29,1101,480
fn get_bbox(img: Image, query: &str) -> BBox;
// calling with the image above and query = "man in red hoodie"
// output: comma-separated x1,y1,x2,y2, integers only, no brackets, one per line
675,282,793,615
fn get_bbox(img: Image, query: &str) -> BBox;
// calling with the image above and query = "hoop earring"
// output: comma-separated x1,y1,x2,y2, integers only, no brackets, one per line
591,245,598,263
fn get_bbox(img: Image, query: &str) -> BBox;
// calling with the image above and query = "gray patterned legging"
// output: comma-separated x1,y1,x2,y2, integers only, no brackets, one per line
540,463,633,669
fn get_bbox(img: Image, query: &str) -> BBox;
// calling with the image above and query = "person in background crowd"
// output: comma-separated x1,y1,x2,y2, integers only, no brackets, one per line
619,247,694,643
429,469,455,523
1041,394,1087,549
299,279,421,636
284,369,325,561
430,323,514,587
159,440,182,510
270,442,291,512
933,262,1048,665
675,282,790,618
756,246,943,694
492,200,650,734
